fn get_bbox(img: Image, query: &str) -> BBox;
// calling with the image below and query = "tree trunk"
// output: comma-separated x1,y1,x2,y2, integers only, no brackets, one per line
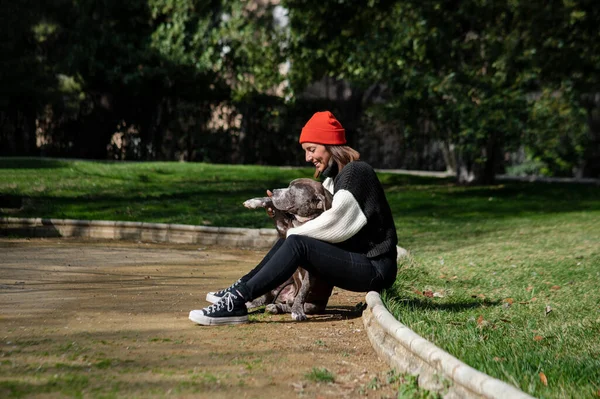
1,106,38,156
441,140,457,175
456,133,500,185
0,109,18,155
580,98,600,177
481,133,498,185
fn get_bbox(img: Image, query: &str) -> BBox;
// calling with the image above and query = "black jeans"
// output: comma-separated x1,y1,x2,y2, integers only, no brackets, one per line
239,236,397,300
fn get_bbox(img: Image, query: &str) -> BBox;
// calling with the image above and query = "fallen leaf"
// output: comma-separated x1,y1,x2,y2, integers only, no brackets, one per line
439,275,446,279
503,298,514,305
477,315,484,325
423,290,434,298
477,293,486,299
414,289,423,296
451,275,458,280
526,286,533,291
433,291,445,298
539,372,548,386
550,285,561,291
533,335,544,341
531,297,538,302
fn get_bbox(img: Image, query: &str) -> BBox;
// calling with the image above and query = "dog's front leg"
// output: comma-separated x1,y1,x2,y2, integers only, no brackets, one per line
290,268,310,321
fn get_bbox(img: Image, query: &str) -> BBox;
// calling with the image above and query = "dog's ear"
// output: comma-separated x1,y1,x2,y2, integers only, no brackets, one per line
313,193,328,211
313,189,333,211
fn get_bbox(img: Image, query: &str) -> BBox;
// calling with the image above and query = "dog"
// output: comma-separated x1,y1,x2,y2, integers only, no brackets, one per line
243,178,334,321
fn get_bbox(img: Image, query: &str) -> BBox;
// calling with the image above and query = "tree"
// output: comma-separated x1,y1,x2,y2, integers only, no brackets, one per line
0,0,56,156
13,0,288,162
44,0,231,160
283,0,600,181
514,0,600,177
284,0,535,184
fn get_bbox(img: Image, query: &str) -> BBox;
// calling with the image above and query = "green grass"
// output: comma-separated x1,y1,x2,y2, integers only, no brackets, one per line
304,367,335,383
375,174,600,398
0,157,312,228
360,370,442,398
1,157,600,398
386,213,600,398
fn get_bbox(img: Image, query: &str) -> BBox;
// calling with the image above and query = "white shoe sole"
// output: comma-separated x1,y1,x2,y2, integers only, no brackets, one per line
189,310,248,326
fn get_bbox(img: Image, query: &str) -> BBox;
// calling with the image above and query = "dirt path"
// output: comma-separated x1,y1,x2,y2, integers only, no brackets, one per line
0,238,401,398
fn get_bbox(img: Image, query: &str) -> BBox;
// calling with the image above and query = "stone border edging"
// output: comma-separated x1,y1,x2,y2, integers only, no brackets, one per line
0,217,278,248
362,291,535,399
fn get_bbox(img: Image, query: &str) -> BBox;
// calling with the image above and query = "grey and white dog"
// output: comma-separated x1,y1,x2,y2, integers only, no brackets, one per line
243,178,334,321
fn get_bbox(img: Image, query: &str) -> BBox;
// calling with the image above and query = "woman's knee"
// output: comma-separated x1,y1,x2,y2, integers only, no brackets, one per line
283,234,315,257
284,234,305,248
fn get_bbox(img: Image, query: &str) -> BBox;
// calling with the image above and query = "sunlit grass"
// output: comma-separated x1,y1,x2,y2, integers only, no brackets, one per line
385,212,600,398
0,157,312,228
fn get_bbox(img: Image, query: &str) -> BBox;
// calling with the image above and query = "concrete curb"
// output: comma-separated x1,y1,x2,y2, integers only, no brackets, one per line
0,217,278,248
362,291,535,399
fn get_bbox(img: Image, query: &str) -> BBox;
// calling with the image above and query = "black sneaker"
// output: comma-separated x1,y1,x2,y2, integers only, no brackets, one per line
189,291,249,325
205,279,241,304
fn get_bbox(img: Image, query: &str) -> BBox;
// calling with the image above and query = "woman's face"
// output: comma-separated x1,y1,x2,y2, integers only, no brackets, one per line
302,142,331,174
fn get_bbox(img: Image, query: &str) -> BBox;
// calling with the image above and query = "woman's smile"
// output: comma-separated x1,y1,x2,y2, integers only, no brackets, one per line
302,142,331,172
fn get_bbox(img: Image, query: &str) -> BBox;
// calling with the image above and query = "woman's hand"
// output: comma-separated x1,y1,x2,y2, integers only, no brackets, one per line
266,190,275,218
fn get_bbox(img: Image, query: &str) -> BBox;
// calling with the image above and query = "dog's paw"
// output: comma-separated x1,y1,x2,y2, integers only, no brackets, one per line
265,304,280,314
243,198,266,209
291,311,307,321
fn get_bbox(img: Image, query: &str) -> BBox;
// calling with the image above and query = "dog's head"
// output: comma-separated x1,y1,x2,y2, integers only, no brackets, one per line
271,178,332,220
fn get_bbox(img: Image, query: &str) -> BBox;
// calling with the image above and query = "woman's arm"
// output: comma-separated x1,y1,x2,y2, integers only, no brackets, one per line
286,189,367,243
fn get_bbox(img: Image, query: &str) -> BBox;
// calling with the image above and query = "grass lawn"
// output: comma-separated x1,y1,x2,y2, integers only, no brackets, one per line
0,157,310,228
1,157,599,398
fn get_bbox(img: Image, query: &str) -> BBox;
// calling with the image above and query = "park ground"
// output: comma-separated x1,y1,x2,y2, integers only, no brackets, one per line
0,238,406,398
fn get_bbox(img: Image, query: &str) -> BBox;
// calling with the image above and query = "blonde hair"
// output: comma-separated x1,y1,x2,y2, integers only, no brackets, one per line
314,145,360,178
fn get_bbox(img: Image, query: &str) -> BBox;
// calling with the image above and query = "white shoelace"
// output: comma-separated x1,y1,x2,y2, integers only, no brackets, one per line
205,292,237,314
214,280,240,296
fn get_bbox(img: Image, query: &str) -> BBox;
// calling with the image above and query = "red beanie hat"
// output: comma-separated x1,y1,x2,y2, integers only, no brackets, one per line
299,111,346,145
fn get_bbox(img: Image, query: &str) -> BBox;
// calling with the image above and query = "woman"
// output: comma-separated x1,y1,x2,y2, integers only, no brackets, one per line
189,111,398,326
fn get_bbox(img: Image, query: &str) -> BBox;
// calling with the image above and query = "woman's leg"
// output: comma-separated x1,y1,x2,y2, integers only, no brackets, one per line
190,235,395,325
243,235,392,300
205,238,285,304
